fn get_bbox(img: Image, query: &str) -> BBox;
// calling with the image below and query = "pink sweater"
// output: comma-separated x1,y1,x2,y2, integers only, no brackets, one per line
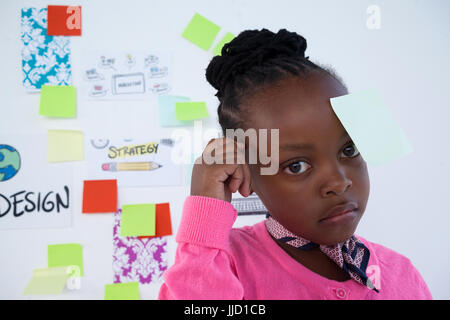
158,196,432,300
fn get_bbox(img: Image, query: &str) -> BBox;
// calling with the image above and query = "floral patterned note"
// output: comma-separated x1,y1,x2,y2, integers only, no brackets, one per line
21,7,72,91
113,209,168,284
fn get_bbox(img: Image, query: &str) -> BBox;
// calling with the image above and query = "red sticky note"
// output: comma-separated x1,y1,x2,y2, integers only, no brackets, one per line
82,180,117,213
139,203,172,239
47,5,82,36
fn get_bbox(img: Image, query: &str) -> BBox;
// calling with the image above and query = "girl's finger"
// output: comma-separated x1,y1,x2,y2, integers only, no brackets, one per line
203,138,239,162
239,163,252,197
228,165,244,194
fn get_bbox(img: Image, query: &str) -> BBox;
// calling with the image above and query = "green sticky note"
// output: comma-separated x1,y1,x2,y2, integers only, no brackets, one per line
182,13,221,51
104,282,140,300
158,95,194,127
48,129,84,162
330,88,413,166
175,102,209,121
121,204,155,237
23,266,70,295
213,32,235,56
39,85,76,118
48,243,83,277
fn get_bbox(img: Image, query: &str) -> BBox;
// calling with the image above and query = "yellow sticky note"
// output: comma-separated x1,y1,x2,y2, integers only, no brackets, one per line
48,130,84,162
39,85,77,118
104,282,140,300
175,102,209,121
120,204,155,237
23,266,70,295
213,32,235,56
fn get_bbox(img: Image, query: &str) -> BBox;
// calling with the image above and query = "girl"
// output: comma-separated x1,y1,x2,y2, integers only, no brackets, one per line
158,29,432,299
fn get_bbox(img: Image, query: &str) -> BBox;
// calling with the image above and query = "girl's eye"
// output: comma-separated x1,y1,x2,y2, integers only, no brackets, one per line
283,142,360,176
341,142,360,158
283,160,311,175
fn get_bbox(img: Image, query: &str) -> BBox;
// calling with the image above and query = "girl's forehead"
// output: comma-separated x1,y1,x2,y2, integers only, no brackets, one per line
246,109,347,150
244,75,347,136
241,75,349,154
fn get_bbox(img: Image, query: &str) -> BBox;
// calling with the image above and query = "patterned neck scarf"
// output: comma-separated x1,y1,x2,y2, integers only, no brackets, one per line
265,215,379,293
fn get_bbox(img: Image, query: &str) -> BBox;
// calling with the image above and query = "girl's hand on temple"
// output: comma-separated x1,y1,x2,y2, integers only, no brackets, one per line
190,137,253,203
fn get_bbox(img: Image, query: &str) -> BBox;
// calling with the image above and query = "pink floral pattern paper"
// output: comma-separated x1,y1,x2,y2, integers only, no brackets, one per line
113,209,168,284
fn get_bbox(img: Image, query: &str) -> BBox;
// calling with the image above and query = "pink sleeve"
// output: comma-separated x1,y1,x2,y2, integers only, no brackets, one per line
409,262,433,300
158,195,244,300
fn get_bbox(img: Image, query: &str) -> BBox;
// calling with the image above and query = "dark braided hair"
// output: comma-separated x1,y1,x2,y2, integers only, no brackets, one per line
205,28,347,136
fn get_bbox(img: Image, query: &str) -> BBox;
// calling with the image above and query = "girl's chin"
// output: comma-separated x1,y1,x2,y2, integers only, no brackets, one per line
309,225,360,246
314,226,359,246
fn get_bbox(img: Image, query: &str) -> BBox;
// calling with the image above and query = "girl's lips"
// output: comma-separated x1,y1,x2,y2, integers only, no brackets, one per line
319,202,358,223
319,209,358,224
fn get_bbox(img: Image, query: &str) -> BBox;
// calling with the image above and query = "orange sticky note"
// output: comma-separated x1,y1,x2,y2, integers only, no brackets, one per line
139,203,172,239
47,5,82,36
82,180,117,213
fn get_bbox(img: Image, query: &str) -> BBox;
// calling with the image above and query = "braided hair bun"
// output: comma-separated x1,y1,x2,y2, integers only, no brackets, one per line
206,29,309,99
205,28,343,135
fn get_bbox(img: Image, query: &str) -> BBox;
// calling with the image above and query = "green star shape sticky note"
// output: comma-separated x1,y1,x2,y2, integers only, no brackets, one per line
182,13,221,51
48,243,83,277
39,85,76,118
120,204,156,237
330,88,414,166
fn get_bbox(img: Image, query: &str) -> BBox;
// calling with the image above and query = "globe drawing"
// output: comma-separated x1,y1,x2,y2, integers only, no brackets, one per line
0,145,21,182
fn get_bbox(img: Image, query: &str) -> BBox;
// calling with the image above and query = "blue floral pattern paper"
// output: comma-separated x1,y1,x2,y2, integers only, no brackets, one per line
21,7,72,91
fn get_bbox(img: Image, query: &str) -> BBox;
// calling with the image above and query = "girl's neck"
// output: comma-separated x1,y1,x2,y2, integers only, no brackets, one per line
272,236,351,282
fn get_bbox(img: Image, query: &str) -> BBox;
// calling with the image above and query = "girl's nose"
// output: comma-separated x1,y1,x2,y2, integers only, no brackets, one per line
320,166,353,197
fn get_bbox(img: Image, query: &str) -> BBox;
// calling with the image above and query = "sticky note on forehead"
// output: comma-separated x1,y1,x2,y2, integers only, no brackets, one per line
330,89,413,166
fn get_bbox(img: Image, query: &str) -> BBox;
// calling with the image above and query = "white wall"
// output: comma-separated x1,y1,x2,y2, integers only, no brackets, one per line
1,0,449,299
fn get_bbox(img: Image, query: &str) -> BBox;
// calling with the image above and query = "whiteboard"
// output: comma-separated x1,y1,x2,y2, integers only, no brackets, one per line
1,0,449,299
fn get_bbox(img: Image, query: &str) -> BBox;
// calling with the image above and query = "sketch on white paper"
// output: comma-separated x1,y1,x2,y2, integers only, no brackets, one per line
86,137,182,187
82,52,172,99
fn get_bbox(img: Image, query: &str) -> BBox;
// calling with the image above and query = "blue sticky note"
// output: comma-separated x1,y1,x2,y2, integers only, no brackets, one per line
158,95,194,127
330,89,413,166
